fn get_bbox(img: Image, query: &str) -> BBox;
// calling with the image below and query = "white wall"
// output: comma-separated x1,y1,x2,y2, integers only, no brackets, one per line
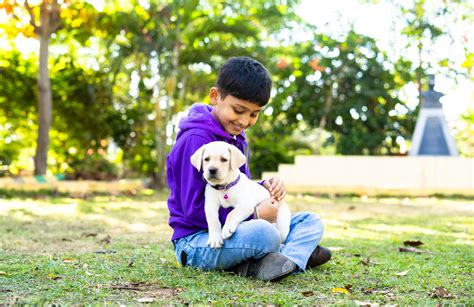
262,156,474,196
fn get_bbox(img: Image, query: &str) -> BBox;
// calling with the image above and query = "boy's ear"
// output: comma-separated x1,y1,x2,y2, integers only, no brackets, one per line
228,144,246,170
209,87,219,105
190,145,206,171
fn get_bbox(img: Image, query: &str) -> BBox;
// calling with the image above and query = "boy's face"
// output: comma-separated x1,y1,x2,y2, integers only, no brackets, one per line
209,87,262,136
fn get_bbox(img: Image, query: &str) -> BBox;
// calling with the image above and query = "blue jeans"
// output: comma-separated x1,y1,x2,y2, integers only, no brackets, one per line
173,212,324,271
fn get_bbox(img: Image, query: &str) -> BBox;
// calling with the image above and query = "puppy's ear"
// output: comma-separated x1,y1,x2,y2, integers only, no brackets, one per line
228,144,246,170
190,145,206,171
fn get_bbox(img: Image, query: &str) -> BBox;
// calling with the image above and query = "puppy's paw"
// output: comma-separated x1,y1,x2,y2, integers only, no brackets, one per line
221,222,237,240
207,233,224,248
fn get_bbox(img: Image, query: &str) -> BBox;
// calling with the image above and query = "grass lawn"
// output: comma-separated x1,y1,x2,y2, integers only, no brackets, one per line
0,191,472,304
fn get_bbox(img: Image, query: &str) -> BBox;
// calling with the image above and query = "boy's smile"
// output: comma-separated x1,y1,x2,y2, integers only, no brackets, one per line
209,87,262,136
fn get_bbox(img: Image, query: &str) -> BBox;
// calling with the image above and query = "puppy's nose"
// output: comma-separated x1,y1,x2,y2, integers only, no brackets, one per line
209,168,218,176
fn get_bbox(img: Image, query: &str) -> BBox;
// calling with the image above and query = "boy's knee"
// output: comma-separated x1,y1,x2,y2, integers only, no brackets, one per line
294,211,324,234
240,219,281,253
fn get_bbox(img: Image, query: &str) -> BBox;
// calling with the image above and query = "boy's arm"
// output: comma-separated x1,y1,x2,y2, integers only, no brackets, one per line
170,134,211,224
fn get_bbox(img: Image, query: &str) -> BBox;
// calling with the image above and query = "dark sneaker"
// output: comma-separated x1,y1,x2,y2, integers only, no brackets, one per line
232,252,296,282
306,246,332,269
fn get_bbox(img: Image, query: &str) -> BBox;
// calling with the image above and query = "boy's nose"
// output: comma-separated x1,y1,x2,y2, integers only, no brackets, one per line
238,116,250,128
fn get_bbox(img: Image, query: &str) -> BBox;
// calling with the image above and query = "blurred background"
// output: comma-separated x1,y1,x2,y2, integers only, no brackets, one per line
0,0,472,190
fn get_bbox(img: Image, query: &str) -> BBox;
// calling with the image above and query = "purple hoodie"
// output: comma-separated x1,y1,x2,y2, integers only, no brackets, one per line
167,103,252,241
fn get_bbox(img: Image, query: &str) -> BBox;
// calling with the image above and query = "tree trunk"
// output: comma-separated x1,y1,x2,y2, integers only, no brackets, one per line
33,22,52,176
26,0,60,176
153,44,180,189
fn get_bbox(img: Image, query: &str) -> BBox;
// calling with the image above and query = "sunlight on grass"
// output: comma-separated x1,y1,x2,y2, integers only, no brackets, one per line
0,194,473,304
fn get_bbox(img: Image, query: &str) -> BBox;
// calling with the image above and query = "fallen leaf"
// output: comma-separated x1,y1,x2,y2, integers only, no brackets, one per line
395,269,410,276
429,286,454,299
0,288,12,293
94,249,117,254
361,258,380,265
61,238,73,242
99,235,111,244
137,297,154,303
302,291,314,297
62,258,77,263
399,247,429,254
403,240,423,247
362,288,394,296
0,271,7,276
83,233,98,238
331,287,350,295
48,273,62,280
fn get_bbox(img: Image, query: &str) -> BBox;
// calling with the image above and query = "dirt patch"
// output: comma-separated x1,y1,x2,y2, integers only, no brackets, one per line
108,282,182,300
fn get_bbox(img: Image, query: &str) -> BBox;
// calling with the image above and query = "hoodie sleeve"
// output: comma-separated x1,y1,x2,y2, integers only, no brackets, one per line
168,133,210,228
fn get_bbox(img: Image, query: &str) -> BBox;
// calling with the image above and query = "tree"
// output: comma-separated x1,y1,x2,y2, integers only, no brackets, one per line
269,30,414,155
0,0,63,176
97,0,301,188
25,0,62,176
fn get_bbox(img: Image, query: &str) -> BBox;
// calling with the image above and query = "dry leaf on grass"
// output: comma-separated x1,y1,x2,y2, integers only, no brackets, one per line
429,286,454,299
403,240,423,247
137,297,154,303
361,258,381,265
99,235,112,244
395,269,410,276
94,249,116,254
362,288,394,297
399,247,430,254
62,258,77,263
331,287,351,295
0,271,7,276
47,273,62,280
301,291,314,297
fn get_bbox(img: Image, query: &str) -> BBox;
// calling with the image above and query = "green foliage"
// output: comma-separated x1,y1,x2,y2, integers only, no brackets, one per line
247,113,313,178
66,154,118,181
270,31,415,155
0,50,37,175
453,107,474,157
0,0,470,181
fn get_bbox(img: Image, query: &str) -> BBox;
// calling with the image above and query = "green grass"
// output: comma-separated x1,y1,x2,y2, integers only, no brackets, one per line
0,192,472,304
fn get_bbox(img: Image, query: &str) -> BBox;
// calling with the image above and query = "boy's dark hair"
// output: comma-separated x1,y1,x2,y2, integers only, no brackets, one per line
216,56,272,106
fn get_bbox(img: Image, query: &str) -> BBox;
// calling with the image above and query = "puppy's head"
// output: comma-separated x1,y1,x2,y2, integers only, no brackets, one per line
190,141,246,185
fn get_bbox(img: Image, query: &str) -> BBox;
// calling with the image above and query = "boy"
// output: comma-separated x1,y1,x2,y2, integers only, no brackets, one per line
167,56,331,282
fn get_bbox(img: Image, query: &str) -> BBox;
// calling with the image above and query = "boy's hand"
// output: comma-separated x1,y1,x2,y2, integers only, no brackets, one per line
255,198,279,223
263,177,286,201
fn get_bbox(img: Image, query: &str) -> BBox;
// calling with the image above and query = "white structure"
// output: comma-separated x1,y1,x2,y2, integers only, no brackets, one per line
262,156,474,196
410,76,459,156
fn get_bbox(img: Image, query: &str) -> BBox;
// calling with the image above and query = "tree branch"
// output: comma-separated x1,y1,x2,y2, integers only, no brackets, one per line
48,0,63,34
24,0,39,34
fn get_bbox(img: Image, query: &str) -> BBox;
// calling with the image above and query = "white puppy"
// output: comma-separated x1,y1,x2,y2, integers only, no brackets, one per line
190,141,291,249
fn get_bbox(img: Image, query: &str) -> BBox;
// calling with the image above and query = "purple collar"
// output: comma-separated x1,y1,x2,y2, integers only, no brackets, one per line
211,174,240,191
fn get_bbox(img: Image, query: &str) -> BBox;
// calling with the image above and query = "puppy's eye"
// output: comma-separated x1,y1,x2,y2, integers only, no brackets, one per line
204,157,210,162
220,158,228,162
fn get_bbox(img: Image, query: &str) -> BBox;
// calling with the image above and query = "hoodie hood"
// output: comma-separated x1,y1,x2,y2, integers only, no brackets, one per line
177,104,246,142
